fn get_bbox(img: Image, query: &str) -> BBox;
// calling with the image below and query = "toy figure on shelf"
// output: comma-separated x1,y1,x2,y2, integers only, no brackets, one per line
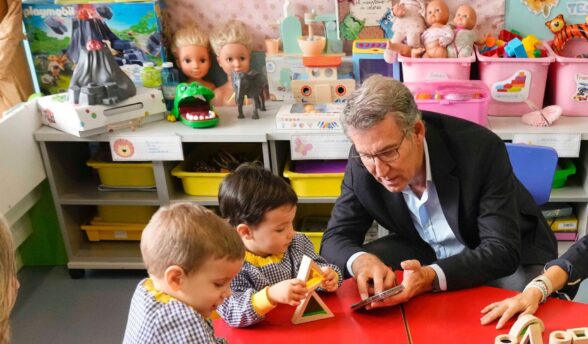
171,82,219,128
210,20,253,107
232,71,267,120
545,14,588,55
172,24,216,90
389,0,427,49
66,4,136,105
447,4,477,58
414,0,453,58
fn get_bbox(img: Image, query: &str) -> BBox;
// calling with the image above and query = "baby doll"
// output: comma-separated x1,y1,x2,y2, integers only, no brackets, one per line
390,0,427,48
447,4,477,58
414,0,453,58
209,20,253,107
172,25,216,90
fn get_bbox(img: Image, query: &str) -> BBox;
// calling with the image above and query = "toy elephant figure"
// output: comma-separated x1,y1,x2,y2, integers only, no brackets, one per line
232,70,267,119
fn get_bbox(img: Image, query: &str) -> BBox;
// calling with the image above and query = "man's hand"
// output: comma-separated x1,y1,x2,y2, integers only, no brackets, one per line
267,279,308,306
366,260,436,310
352,253,396,300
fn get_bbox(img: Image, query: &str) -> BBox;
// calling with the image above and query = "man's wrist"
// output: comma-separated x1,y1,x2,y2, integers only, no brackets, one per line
431,272,441,292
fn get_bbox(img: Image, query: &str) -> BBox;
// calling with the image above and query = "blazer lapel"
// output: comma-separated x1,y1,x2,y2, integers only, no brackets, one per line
425,124,464,244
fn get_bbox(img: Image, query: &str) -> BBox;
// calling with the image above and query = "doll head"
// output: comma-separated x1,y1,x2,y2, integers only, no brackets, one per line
425,0,449,26
453,4,477,30
172,25,212,83
210,20,253,78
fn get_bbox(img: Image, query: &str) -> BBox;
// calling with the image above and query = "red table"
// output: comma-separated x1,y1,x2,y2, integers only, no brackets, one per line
403,286,588,343
214,278,409,343
214,278,588,343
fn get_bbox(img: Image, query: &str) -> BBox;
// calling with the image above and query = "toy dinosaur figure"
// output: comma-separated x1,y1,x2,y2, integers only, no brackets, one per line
171,82,219,128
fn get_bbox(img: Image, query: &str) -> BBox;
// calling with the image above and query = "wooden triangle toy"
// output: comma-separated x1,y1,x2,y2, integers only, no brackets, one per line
291,255,334,324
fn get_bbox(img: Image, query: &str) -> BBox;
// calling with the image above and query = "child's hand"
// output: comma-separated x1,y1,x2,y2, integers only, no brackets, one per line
321,267,339,292
268,279,308,306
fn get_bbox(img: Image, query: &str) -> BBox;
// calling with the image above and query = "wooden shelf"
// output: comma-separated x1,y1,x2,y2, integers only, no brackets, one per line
58,183,160,205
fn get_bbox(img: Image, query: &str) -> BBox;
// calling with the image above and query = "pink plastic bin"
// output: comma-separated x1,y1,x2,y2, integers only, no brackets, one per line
545,40,588,116
476,43,554,116
399,53,475,82
404,80,490,126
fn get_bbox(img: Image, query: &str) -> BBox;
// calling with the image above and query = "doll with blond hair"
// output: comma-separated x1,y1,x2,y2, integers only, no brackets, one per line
209,20,254,107
0,216,19,344
172,25,216,90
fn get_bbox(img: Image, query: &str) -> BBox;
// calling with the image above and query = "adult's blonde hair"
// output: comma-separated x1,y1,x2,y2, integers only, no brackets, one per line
209,20,253,56
141,203,244,278
342,74,421,134
0,216,16,344
172,24,210,58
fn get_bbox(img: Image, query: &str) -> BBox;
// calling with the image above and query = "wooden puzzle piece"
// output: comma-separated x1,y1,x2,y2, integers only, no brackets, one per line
291,255,334,324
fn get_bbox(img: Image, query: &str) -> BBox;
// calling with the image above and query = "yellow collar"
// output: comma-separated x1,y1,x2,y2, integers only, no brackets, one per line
143,278,219,319
244,251,285,267
143,278,176,304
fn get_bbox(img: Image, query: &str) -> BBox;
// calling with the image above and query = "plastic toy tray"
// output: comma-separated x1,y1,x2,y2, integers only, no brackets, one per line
404,80,490,126
283,160,345,197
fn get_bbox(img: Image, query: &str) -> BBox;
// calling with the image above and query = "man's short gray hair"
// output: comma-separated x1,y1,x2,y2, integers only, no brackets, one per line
342,75,421,133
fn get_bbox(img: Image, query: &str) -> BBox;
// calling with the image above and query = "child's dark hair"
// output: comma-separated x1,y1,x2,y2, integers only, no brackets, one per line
219,162,298,227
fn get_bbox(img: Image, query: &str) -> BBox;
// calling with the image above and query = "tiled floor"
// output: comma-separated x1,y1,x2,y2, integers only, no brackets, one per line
9,266,588,344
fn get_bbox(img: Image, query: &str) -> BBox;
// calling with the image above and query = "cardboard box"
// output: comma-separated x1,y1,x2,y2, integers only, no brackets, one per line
37,87,166,137
22,1,166,95
276,103,344,130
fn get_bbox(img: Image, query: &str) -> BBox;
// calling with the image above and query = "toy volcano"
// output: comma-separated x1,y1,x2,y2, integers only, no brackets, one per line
172,82,219,128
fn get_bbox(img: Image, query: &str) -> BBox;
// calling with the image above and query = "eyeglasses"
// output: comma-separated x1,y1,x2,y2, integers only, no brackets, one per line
351,130,407,168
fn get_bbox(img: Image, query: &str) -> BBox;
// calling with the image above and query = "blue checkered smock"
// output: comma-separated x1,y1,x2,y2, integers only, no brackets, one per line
217,233,342,328
123,278,227,344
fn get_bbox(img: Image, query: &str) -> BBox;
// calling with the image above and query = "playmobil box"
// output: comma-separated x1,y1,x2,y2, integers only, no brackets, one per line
37,87,167,137
275,103,344,130
22,0,166,96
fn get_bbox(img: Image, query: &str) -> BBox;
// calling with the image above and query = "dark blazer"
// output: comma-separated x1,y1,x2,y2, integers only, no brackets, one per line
561,235,588,286
321,112,558,290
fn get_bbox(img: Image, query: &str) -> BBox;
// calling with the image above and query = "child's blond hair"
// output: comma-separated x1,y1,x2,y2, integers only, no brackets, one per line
0,216,16,344
141,203,244,278
210,20,253,56
172,24,210,58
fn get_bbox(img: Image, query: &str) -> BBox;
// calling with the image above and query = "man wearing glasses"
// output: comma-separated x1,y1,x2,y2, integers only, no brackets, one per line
320,75,557,309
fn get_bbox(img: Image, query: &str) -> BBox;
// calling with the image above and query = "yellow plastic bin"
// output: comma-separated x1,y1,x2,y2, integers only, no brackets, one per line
81,218,145,241
283,161,344,197
97,205,158,223
171,162,228,196
297,215,329,253
87,159,155,187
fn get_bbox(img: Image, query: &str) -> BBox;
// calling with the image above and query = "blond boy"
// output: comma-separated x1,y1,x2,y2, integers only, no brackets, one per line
123,203,245,343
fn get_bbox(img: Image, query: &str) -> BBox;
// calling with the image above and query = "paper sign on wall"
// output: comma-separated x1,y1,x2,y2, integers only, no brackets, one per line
110,135,184,161
290,134,352,160
512,133,581,158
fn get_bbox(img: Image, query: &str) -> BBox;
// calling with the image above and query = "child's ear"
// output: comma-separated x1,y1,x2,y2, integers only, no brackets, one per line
164,265,185,291
236,223,253,239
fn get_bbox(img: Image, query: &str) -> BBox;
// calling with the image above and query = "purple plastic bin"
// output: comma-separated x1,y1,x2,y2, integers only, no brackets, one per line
293,160,348,174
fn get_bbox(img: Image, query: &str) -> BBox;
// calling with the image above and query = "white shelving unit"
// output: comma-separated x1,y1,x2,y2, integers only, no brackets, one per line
489,116,588,253
35,108,588,275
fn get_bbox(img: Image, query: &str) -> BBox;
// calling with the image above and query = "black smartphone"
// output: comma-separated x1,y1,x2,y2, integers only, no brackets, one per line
350,284,405,311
